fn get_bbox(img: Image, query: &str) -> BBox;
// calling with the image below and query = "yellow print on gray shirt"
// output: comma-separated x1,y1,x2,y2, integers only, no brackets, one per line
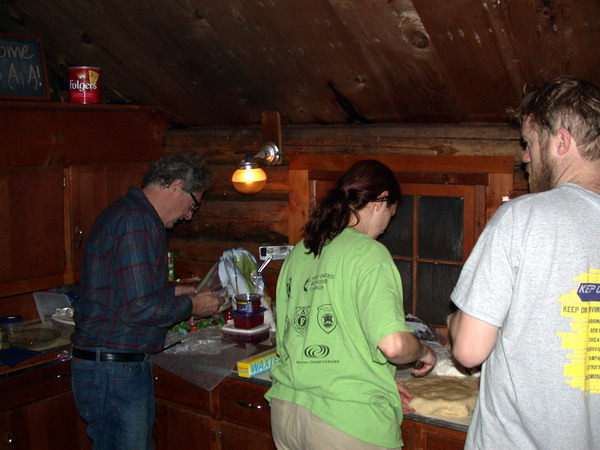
557,269,600,394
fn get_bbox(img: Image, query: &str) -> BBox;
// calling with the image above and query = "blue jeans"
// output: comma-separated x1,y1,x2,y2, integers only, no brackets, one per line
71,355,154,450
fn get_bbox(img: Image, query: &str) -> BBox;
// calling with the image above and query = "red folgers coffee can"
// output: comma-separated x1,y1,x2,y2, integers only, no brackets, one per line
68,66,101,103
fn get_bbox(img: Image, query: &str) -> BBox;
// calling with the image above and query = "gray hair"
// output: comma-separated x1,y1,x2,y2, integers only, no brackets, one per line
508,76,600,161
142,152,213,192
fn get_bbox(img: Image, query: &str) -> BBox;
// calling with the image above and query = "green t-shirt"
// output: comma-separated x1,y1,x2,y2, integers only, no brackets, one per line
265,227,412,447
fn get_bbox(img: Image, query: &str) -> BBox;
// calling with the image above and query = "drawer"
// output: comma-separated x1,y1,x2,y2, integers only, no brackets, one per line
219,377,271,430
153,365,215,414
0,360,72,412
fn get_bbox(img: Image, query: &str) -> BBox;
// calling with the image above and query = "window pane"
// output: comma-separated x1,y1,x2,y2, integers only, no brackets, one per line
379,195,413,257
418,196,463,261
394,260,413,316
416,262,462,325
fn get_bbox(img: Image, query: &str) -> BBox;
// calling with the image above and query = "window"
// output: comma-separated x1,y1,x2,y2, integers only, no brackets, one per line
288,155,513,327
379,184,482,324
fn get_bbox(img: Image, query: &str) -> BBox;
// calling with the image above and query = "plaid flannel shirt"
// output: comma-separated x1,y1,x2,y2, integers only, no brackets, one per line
72,186,192,353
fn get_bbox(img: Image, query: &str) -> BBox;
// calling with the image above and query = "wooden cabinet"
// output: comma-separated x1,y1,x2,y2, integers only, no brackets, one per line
0,360,90,450
0,102,166,301
153,369,275,450
218,377,275,450
154,401,218,450
0,162,150,298
219,421,274,450
0,360,466,449
64,162,150,272
401,419,467,450
153,368,465,450
0,167,66,294
153,365,220,449
7,391,89,450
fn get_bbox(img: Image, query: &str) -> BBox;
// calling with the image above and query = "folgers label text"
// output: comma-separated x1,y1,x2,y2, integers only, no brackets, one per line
68,66,101,103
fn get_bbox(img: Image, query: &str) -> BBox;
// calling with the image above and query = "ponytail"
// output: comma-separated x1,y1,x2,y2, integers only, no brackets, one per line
302,160,400,256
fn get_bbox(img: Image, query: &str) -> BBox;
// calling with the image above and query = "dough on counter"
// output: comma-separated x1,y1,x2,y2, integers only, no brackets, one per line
400,375,480,418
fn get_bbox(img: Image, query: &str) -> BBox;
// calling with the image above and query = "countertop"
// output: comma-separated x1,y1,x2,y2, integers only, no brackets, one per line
0,330,470,433
240,365,470,433
0,322,72,378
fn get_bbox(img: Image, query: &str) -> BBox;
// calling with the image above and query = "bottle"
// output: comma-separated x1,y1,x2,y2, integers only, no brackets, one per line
167,252,175,281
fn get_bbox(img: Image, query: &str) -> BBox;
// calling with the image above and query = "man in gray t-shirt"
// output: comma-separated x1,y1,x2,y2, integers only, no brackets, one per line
450,76,600,449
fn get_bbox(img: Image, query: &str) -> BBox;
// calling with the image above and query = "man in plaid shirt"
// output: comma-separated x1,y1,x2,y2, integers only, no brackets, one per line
71,152,223,449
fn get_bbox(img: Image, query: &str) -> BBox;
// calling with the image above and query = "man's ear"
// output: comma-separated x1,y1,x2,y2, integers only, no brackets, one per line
169,179,184,191
556,128,572,156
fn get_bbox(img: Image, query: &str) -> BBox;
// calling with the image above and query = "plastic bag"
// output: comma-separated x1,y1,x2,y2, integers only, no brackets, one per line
197,248,275,331
163,328,224,355
216,249,264,297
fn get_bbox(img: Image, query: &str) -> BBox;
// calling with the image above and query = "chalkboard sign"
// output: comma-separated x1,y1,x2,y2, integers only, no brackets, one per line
0,34,50,100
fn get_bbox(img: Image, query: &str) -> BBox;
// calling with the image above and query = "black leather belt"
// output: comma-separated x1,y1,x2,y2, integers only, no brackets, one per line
72,347,147,362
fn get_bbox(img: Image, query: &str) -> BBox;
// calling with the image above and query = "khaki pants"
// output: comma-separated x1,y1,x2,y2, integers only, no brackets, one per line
270,398,402,450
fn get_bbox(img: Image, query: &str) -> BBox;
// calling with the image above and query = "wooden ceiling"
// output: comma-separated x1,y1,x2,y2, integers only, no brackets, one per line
0,0,599,127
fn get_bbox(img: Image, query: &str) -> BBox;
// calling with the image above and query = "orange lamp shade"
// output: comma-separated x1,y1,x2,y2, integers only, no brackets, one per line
231,167,267,194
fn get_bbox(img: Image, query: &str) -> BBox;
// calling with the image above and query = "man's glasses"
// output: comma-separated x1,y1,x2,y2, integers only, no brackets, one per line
189,192,201,213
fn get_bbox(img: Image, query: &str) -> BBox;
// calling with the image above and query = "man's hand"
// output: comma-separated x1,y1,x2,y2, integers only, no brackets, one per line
190,289,222,317
397,381,416,415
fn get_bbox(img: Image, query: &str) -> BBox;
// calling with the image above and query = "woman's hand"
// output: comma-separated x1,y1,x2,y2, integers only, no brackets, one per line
396,381,415,415
411,344,437,377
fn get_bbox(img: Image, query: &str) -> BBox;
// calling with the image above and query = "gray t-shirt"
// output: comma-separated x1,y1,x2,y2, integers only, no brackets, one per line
452,183,600,449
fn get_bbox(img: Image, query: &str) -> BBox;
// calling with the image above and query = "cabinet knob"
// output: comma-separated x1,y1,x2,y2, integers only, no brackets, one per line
75,226,83,248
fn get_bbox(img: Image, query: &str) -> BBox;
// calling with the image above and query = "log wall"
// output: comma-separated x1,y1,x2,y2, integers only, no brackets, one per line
165,123,525,300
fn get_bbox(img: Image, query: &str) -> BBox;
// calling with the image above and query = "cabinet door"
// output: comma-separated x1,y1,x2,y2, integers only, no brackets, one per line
219,378,272,431
65,162,149,272
0,167,65,293
0,360,91,449
423,430,467,450
7,392,91,450
0,410,12,450
401,418,422,449
401,419,467,450
154,400,217,450
218,378,275,450
220,420,276,450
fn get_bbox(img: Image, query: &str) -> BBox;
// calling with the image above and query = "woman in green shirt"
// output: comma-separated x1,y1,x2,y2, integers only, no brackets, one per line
266,160,436,449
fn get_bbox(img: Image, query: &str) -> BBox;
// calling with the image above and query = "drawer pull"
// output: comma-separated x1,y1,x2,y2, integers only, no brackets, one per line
56,373,71,379
237,399,263,409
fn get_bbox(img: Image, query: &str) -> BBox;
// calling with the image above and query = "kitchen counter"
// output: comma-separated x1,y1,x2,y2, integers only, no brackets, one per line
0,322,71,378
0,337,472,432
0,332,470,449
228,362,471,433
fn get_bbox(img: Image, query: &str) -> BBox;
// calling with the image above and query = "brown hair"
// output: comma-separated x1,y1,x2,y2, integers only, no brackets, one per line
303,159,400,256
508,76,600,161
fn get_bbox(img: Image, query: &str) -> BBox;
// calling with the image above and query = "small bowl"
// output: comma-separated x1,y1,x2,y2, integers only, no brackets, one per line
232,307,266,329
234,293,262,313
